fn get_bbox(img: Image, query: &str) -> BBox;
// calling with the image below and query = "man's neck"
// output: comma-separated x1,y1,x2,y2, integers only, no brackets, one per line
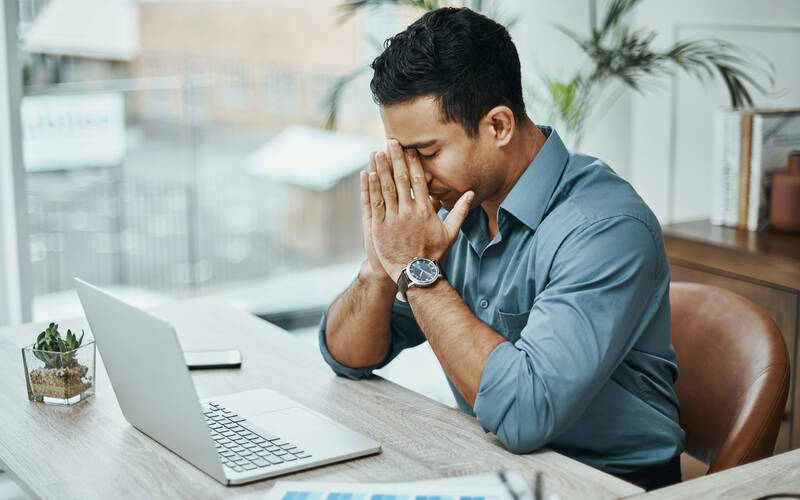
483,119,547,239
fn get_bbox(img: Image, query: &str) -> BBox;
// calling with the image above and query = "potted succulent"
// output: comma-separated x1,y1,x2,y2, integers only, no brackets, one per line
21,323,96,405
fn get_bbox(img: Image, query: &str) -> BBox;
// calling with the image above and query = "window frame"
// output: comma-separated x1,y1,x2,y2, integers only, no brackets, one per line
0,0,32,326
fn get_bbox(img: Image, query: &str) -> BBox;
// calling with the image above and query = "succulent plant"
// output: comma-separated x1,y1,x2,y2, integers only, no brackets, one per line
33,323,85,369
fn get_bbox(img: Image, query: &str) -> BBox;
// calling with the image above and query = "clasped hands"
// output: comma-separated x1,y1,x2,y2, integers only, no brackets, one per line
360,140,474,284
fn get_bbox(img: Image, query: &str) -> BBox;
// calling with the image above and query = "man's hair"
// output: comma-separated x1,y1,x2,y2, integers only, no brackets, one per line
370,7,526,137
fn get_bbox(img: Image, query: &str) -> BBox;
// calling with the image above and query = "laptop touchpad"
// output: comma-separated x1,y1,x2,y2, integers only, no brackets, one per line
249,407,337,445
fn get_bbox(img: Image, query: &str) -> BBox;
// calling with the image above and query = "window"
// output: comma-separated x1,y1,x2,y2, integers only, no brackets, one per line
263,67,298,114
219,62,248,110
10,0,386,324
2,0,31,326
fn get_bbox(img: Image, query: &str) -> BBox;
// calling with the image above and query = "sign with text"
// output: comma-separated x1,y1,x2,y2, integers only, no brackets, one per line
22,93,126,172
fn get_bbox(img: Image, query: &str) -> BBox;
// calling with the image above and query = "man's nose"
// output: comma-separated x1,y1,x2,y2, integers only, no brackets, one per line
424,170,433,183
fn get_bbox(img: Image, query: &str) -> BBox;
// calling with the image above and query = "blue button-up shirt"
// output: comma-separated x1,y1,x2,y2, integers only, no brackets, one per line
318,126,685,474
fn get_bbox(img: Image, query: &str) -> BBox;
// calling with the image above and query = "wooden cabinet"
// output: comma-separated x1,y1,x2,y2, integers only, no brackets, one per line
662,220,800,453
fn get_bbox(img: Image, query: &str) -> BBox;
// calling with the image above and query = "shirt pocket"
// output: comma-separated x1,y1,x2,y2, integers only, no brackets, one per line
496,309,531,344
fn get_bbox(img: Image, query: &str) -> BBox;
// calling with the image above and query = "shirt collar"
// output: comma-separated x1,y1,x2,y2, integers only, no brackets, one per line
498,125,569,232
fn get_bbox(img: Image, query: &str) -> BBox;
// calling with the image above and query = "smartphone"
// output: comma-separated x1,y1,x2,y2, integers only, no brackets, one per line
184,349,242,370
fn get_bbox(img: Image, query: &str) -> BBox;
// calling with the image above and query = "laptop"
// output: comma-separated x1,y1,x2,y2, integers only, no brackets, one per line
74,278,381,486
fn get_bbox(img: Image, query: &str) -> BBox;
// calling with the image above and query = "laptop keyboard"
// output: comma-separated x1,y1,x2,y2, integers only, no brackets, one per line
203,401,312,473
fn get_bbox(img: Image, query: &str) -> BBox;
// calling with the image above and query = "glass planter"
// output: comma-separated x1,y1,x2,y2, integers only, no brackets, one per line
21,340,96,405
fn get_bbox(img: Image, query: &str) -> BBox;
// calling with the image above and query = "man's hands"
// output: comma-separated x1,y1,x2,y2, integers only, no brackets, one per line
358,152,391,283
360,140,474,283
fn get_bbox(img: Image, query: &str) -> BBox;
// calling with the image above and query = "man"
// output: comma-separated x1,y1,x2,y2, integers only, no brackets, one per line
318,7,685,490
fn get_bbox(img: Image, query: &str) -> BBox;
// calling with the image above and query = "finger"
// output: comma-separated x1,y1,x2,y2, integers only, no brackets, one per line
375,152,397,215
385,144,394,167
360,169,371,230
370,150,378,174
388,141,412,207
368,153,381,222
368,171,386,222
443,191,475,239
405,148,430,203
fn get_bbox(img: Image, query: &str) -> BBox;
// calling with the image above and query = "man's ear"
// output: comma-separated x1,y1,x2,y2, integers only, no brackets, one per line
483,105,515,147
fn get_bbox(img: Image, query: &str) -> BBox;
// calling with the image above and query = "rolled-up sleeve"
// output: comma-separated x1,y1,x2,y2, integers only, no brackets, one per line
473,215,660,453
318,298,426,380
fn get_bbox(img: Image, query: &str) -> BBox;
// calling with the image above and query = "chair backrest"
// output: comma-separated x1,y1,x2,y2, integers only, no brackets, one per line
670,282,790,474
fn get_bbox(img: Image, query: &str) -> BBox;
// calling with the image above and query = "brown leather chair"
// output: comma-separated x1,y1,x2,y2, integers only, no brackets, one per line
671,282,790,476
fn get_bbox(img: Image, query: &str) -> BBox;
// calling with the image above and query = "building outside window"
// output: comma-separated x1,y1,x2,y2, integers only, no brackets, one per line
218,62,248,111
263,67,298,115
10,0,390,323
1,1,461,425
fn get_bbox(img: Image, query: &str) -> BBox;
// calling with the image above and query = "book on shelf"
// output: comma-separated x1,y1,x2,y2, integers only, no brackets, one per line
710,107,800,231
711,109,749,227
747,110,800,231
737,112,754,229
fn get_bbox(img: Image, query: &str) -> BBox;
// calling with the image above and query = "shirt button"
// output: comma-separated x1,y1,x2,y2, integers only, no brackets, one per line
479,299,489,309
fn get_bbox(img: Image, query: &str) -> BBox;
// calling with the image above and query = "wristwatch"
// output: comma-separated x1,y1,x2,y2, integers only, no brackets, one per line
397,257,444,301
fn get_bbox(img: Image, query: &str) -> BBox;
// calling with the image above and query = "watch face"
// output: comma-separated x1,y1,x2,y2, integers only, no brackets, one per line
408,258,439,285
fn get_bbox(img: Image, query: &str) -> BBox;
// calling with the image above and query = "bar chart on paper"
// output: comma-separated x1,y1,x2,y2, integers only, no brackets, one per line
281,494,498,500
266,472,534,500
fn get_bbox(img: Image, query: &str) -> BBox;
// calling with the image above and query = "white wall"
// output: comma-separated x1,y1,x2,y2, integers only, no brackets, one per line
630,0,800,222
505,0,634,181
505,0,800,222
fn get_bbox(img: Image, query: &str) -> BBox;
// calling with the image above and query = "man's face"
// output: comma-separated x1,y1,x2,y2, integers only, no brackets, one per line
379,96,501,211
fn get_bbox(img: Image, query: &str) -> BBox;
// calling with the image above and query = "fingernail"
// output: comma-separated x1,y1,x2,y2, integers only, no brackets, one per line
377,152,386,162
369,172,377,181
390,140,400,151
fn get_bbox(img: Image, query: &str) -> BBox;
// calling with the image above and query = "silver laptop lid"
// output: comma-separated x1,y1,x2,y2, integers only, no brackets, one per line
74,278,225,483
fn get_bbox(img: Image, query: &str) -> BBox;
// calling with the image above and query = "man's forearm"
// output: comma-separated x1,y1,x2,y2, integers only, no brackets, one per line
325,261,398,368
406,280,505,407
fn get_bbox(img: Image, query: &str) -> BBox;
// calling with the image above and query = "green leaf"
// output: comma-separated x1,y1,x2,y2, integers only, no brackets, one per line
32,321,88,356
589,0,598,42
599,0,643,37
324,66,371,131
556,0,772,116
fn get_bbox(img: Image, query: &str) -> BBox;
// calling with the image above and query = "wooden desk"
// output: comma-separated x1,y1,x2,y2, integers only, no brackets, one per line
633,448,800,499
662,219,800,452
0,299,643,499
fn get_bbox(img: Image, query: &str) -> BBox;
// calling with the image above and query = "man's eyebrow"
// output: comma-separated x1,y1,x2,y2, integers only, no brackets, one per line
400,139,438,150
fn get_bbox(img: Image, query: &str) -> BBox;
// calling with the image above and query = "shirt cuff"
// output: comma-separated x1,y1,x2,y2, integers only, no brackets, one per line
473,341,520,433
317,308,395,380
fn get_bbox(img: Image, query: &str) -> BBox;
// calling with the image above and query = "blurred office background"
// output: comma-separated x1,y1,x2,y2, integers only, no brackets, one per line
1,2,799,496
3,0,800,407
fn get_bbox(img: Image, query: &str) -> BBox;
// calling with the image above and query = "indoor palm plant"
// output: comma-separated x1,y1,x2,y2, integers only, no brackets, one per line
22,322,96,405
326,0,773,148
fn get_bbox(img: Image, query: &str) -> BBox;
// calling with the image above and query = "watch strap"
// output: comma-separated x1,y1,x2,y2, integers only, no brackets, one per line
397,269,412,301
